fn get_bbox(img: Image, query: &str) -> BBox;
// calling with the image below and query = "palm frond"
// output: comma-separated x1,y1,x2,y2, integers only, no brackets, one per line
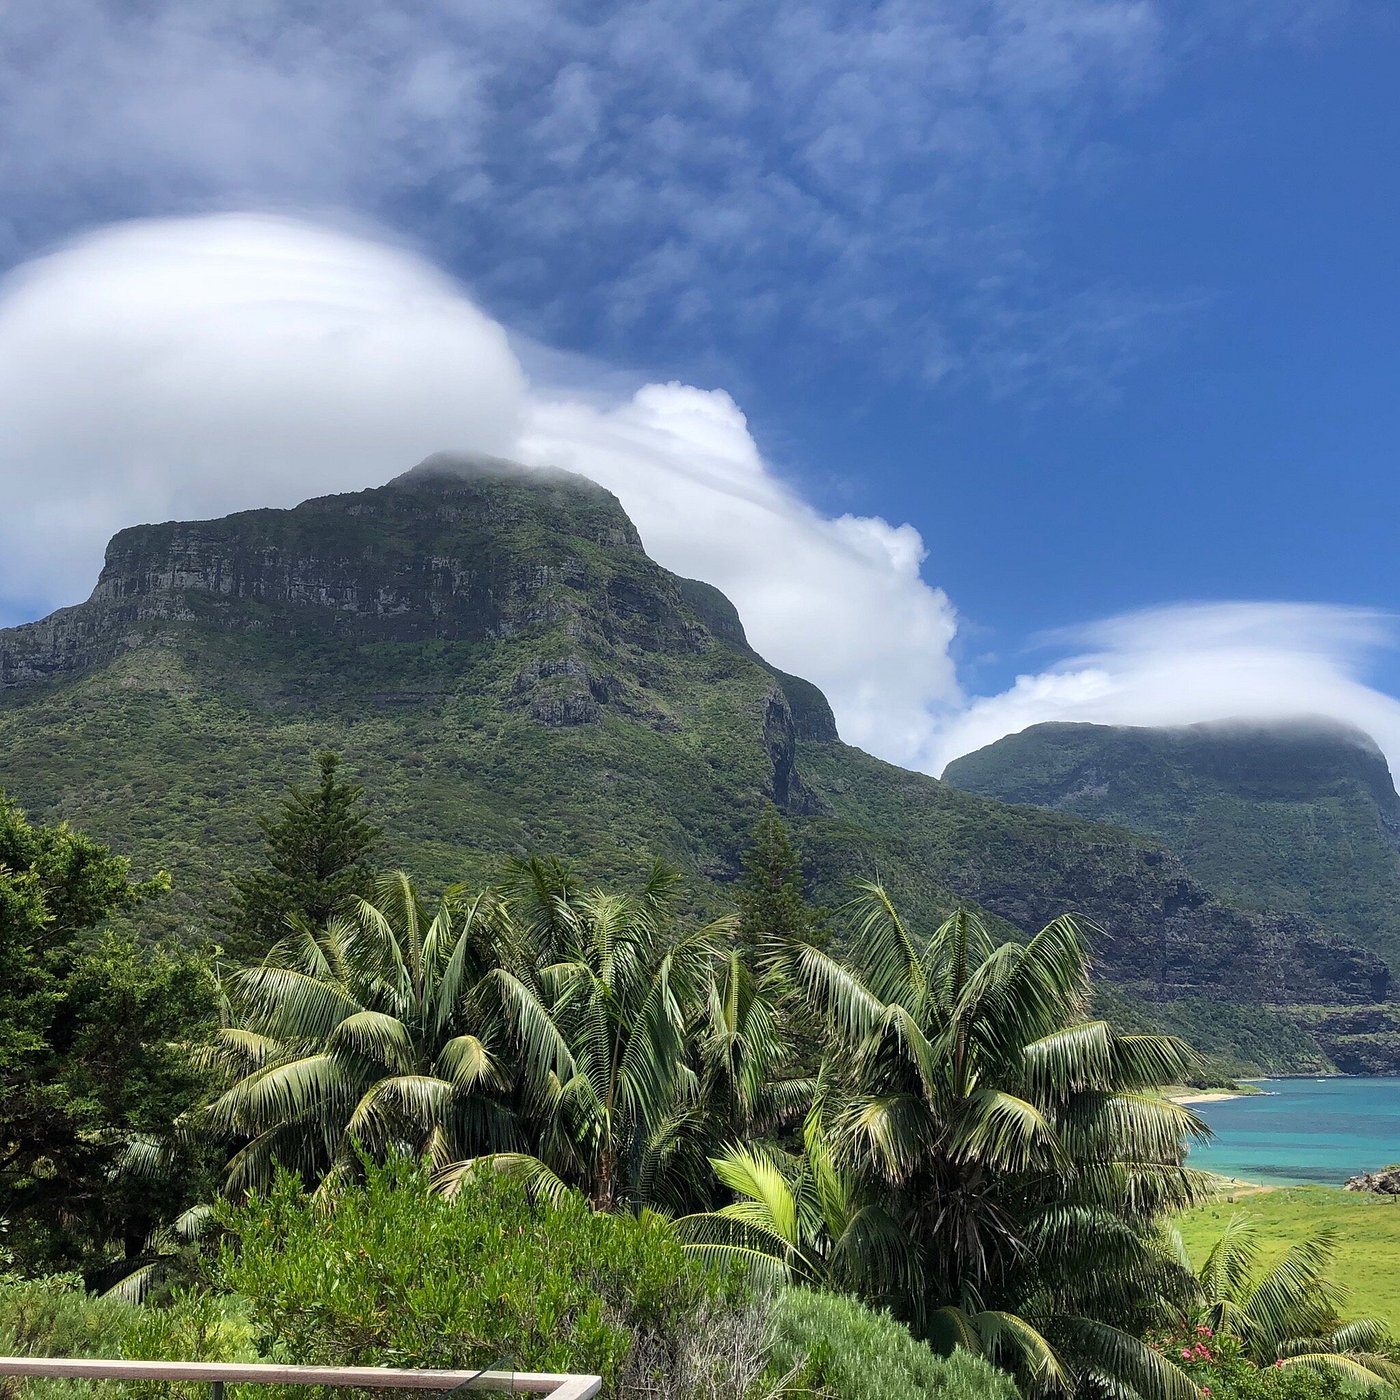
433,1152,572,1205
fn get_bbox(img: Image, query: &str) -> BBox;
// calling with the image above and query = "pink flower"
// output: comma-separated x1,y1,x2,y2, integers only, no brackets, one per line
1274,1361,1286,1369
1201,1388,1211,1395
1182,1349,1194,1360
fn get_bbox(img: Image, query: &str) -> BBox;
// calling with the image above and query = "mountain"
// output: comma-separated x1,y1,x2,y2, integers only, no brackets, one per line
943,719,1400,968
0,455,1390,1071
945,719,1400,1071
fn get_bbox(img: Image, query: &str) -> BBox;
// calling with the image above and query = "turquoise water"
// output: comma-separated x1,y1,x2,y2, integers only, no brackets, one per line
1187,1076,1400,1186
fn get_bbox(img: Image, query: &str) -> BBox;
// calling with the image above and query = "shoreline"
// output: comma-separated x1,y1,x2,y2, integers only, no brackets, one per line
1169,1088,1249,1104
1206,1174,1276,1196
1167,1083,1266,1105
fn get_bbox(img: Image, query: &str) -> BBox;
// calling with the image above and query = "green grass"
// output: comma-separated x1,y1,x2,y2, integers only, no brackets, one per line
1176,1187,1400,1332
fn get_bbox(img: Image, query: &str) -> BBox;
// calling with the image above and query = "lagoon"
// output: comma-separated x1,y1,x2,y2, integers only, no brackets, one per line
1188,1076,1400,1186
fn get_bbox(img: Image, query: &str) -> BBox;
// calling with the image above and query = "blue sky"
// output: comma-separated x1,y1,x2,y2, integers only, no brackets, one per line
2,0,1400,770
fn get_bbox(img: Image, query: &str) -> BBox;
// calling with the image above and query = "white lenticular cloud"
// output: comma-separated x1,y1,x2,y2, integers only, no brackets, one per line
0,214,527,613
0,212,961,768
933,602,1400,774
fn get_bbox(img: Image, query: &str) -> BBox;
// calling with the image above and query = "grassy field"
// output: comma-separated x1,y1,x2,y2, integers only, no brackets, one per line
1176,1187,1400,1332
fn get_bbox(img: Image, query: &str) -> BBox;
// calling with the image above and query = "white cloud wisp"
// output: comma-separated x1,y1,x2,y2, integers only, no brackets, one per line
0,0,1338,397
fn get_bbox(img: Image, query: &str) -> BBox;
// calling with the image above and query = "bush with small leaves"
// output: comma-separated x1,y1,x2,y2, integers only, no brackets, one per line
120,1290,258,1400
214,1158,754,1400
765,1288,1018,1400
0,1275,133,1400
1148,1326,1377,1400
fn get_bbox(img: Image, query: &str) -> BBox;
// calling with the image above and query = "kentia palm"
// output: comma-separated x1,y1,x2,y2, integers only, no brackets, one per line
700,886,1214,1399
206,871,544,1193
1187,1215,1398,1385
678,1099,909,1301
439,863,735,1212
692,948,813,1143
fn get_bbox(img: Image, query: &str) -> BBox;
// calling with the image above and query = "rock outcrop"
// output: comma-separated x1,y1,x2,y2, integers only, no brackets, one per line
1345,1165,1400,1193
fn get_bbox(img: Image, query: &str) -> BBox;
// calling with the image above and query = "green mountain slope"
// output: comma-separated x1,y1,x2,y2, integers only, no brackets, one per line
944,719,1400,1071
943,719,1400,970
1,456,1389,1070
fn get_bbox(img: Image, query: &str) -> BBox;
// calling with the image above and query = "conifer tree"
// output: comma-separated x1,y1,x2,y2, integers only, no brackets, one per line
221,752,380,962
736,803,822,955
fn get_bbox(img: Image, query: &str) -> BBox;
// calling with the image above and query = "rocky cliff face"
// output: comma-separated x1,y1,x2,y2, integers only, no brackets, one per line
1,455,664,684
944,718,1400,979
1,452,828,829
1,457,1393,1071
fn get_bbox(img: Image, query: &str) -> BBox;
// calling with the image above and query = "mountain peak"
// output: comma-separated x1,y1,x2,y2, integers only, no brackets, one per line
388,450,602,496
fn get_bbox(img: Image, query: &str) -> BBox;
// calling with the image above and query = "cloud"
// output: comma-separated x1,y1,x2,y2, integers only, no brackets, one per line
0,215,526,618
933,602,1400,774
3,216,1396,781
521,384,960,759
0,0,1339,397
0,213,959,767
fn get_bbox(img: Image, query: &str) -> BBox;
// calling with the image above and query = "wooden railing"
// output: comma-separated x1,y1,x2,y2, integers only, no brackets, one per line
0,1359,601,1400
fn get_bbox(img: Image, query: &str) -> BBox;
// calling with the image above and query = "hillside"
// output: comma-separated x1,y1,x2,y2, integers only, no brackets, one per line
943,719,1400,972
0,455,1390,1071
944,719,1400,1070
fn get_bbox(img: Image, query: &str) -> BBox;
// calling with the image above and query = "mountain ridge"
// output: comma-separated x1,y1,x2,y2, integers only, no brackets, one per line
943,717,1400,968
1,458,1392,1072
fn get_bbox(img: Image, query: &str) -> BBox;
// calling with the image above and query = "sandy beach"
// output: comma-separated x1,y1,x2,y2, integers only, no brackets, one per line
1168,1088,1251,1105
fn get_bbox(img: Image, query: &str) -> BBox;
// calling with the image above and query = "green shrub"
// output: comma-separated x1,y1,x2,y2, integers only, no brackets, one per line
0,1276,134,1400
214,1158,756,1399
120,1290,257,1400
1151,1325,1388,1400
765,1288,1018,1400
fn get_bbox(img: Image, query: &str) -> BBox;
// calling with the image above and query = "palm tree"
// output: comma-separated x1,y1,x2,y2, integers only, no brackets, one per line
1186,1214,1398,1385
693,948,812,1142
437,863,732,1212
205,871,546,1194
754,886,1214,1398
677,1101,907,1299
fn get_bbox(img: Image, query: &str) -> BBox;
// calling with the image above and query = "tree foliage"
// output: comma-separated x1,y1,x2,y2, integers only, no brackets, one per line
736,804,820,955
208,872,521,1194
688,889,1216,1398
766,1287,1019,1400
1185,1215,1399,1385
220,752,379,963
0,792,213,1278
10,764,1375,1400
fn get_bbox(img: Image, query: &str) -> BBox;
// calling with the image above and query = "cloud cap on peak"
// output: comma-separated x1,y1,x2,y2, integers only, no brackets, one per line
937,601,1400,774
0,212,961,772
0,213,528,615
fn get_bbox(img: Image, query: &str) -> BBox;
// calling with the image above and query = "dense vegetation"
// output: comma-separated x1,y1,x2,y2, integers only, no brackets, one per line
0,795,216,1281
1,464,1397,1400
3,769,1395,1400
944,720,1400,1072
943,720,1400,970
